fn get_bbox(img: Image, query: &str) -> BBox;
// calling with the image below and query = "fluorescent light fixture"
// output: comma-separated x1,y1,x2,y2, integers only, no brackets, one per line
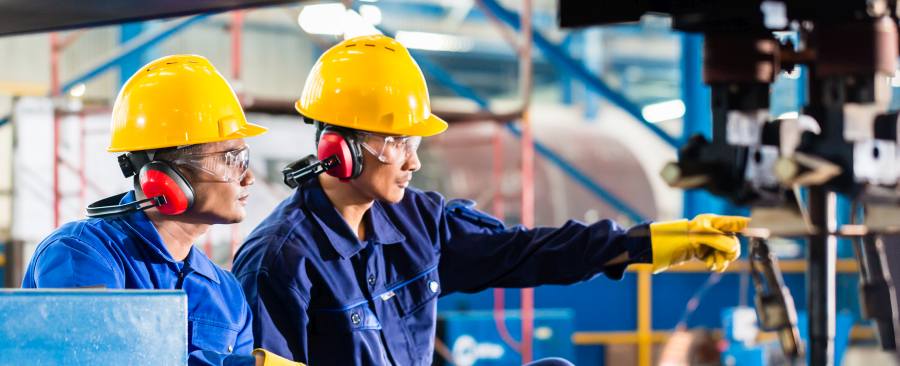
641,99,685,123
778,111,799,119
395,31,474,52
297,3,380,38
359,4,382,25
341,8,381,39
68,83,86,98
297,3,346,35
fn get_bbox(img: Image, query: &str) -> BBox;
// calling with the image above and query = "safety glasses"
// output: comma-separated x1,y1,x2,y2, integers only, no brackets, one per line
171,145,250,183
356,131,422,164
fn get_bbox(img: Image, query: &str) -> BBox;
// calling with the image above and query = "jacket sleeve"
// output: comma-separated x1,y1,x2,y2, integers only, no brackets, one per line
238,237,312,364
28,237,121,288
436,197,653,295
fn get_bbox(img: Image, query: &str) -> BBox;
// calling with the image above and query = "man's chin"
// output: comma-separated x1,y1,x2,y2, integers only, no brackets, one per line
379,189,406,204
218,209,246,224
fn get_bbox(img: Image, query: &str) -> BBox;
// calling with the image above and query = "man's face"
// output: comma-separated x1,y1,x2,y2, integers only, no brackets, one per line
173,139,254,224
349,133,422,204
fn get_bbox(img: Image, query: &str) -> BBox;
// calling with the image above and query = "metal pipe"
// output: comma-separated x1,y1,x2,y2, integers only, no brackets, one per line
231,11,244,83
518,0,535,362
230,10,244,263
55,30,88,52
492,124,506,224
474,0,521,53
490,123,521,351
807,186,837,365
50,33,61,228
79,112,87,213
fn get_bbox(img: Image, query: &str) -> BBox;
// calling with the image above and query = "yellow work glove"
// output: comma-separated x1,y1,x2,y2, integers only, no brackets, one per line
649,214,750,273
253,349,305,366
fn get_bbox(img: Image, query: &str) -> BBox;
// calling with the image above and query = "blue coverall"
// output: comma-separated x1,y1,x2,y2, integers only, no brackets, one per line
232,179,652,365
22,191,257,366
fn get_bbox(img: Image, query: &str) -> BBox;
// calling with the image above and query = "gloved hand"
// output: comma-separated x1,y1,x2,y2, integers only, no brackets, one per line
650,214,750,273
253,349,305,366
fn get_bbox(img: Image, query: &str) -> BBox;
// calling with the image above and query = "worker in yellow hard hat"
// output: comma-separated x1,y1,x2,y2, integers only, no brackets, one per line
232,35,749,365
22,55,299,366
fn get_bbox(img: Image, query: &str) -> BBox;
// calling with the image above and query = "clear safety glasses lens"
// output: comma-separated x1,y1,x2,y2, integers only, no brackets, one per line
172,146,250,182
357,132,421,164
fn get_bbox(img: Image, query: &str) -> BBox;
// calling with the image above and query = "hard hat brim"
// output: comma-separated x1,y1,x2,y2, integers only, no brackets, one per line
107,121,268,152
404,114,448,137
296,101,447,137
227,121,268,139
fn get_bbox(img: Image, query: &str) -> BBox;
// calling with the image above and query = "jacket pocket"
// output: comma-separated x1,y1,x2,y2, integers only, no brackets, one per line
388,266,441,361
190,320,239,354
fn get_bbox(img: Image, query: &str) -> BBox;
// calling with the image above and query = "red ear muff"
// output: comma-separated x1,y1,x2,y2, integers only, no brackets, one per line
139,161,195,215
317,127,363,180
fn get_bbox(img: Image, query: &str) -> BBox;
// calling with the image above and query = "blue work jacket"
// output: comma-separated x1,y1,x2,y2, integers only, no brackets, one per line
232,179,652,365
22,191,256,366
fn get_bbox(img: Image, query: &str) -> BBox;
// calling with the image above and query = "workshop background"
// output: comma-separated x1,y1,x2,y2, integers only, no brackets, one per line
1,1,899,365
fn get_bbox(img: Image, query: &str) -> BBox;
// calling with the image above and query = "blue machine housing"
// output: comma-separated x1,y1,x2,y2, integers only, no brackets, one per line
0,289,188,366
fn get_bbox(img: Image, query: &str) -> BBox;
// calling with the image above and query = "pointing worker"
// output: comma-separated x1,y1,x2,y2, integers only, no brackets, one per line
232,35,749,365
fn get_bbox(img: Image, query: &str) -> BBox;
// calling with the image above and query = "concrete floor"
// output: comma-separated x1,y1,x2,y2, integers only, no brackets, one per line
844,346,899,365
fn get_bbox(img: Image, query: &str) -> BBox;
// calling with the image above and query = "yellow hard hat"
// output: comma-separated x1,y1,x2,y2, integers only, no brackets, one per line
108,54,267,152
295,35,448,137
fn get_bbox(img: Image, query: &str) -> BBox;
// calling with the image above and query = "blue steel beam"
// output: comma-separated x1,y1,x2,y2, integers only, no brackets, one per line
60,14,209,94
476,0,680,148
364,22,647,222
119,22,159,89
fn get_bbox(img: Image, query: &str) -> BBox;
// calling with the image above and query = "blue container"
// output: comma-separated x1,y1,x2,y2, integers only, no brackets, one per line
0,289,188,366
438,309,575,366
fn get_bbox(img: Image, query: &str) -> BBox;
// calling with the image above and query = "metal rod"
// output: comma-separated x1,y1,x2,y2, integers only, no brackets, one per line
637,266,653,366
50,33,60,228
79,112,87,213
230,10,244,263
518,0,534,362
231,11,244,82
490,123,521,351
807,186,836,365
